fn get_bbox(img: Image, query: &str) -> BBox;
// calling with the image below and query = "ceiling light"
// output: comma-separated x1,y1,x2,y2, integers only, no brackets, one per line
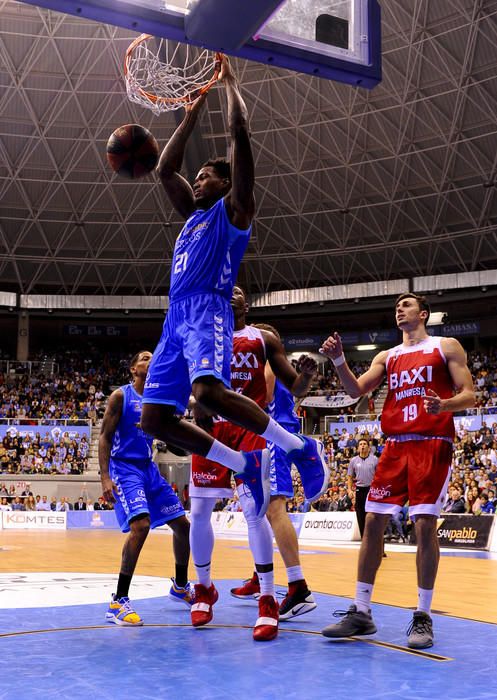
356,344,377,351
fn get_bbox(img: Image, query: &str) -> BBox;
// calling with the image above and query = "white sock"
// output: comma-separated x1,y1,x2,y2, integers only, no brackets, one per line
416,587,433,615
256,568,275,597
261,417,302,453
206,439,245,472
286,565,304,584
238,486,274,564
194,562,212,588
190,497,216,588
355,581,373,613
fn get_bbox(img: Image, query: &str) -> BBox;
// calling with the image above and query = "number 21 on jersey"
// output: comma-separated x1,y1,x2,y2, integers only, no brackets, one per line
402,403,418,422
174,251,188,275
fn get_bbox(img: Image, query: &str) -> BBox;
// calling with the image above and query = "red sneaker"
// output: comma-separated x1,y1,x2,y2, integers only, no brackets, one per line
191,583,219,627
253,595,279,642
230,572,260,600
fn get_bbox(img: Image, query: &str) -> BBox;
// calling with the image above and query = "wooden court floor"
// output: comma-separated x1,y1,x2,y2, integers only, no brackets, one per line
1,529,496,624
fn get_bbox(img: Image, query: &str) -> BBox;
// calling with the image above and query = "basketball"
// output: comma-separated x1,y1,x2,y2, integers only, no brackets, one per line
106,123,159,179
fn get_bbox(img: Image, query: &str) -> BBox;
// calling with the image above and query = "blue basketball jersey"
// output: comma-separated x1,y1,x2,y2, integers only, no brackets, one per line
169,197,251,302
111,384,153,463
268,380,300,432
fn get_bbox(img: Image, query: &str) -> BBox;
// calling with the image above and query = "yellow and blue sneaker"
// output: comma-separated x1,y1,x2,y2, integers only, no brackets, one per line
168,578,195,607
105,595,143,626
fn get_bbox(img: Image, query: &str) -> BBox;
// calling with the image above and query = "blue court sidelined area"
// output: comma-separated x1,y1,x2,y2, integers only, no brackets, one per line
1,578,496,700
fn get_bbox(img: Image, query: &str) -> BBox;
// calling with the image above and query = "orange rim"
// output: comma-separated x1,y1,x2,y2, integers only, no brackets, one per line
124,34,222,105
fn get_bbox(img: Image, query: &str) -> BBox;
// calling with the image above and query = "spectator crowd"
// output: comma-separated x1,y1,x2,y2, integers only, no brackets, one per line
0,483,113,511
0,431,89,474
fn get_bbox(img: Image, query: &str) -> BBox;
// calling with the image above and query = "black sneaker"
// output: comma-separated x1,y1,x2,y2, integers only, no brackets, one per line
322,604,377,638
279,587,317,620
407,611,434,649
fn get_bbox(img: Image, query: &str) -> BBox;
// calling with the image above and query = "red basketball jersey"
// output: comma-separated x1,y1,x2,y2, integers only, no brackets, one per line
381,336,455,439
229,325,267,407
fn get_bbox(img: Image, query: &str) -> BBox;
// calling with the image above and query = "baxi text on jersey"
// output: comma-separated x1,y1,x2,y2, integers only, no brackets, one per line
389,365,433,389
231,351,259,369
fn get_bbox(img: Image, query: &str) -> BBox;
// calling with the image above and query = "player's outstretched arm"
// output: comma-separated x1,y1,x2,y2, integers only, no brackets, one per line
320,332,387,398
423,338,475,415
220,56,255,229
157,93,208,219
98,389,123,504
263,331,315,397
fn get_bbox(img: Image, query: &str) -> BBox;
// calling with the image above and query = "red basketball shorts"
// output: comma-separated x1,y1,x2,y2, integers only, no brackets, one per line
190,422,266,498
366,438,453,519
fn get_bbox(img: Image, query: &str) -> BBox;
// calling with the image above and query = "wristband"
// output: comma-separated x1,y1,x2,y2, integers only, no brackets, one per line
332,353,346,368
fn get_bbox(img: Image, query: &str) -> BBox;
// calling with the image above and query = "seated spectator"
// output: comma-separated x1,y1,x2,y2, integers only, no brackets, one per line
25,495,36,510
466,485,482,514
74,497,86,511
479,494,495,514
337,486,352,512
11,496,25,511
56,496,70,511
36,495,51,511
443,486,465,513
0,496,11,511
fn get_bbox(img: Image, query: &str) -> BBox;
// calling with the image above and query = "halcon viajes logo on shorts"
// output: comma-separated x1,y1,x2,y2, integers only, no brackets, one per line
369,485,392,500
195,471,218,483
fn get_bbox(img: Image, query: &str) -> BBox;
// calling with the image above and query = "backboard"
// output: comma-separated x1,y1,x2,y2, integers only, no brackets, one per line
16,0,381,88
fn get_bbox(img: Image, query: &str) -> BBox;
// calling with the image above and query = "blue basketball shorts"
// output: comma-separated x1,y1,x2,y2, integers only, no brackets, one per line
143,293,234,413
268,440,294,498
109,457,184,533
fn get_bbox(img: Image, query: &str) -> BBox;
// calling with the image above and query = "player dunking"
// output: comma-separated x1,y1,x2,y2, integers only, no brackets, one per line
140,56,328,614
99,351,193,625
320,293,474,648
190,288,325,640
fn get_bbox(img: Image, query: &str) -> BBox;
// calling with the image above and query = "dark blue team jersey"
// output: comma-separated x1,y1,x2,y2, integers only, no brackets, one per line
268,380,300,432
111,384,153,463
169,197,251,302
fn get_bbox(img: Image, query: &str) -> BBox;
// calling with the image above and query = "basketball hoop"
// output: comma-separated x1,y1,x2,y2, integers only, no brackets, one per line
124,34,222,115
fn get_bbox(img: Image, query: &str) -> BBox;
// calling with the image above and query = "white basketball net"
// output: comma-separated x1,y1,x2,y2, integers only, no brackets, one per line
124,35,220,115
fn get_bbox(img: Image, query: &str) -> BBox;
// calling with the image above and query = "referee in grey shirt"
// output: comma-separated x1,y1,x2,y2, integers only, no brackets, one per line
347,438,378,538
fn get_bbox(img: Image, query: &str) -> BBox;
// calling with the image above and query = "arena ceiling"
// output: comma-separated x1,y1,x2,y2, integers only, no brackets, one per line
1,0,497,296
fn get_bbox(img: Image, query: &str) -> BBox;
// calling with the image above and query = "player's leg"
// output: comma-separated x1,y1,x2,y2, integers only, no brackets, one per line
322,441,407,638
106,459,150,625
189,495,219,626
143,463,194,606
167,515,196,605
188,422,238,626
405,440,452,649
267,444,316,619
267,497,316,620
237,483,279,641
